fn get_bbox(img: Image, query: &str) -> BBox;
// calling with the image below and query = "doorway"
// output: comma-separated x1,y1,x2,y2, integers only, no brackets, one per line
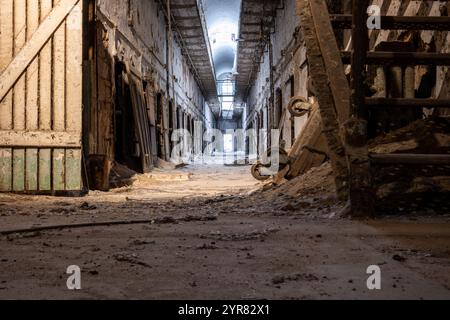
224,134,234,154
114,61,142,172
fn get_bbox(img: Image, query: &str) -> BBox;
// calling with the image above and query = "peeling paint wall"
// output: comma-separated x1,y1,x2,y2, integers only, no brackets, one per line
94,0,210,157
245,0,308,150
97,0,207,113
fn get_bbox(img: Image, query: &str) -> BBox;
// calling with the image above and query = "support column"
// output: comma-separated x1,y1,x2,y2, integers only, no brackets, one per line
347,0,375,217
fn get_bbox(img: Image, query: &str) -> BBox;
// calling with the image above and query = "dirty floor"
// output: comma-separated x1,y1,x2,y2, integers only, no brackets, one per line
0,164,449,300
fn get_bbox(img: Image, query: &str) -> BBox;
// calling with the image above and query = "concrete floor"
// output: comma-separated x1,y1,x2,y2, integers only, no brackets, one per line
0,165,449,300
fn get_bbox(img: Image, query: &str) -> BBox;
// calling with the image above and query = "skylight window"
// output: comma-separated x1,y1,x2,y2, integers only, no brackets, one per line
221,81,234,96
203,0,242,120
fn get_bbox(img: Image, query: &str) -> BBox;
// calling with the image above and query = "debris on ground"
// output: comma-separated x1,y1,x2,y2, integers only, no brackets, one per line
272,273,320,285
113,252,152,268
199,228,280,242
109,162,138,188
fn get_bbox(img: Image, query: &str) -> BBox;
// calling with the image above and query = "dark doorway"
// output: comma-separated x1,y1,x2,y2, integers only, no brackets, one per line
156,92,164,159
177,106,182,130
114,61,142,172
289,75,296,145
168,100,175,152
275,88,282,129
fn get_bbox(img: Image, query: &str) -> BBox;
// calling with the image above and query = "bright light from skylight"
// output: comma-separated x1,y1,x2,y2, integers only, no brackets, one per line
202,0,242,120
220,81,234,96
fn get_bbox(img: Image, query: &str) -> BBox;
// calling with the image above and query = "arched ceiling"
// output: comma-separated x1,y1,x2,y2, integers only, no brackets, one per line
203,0,241,79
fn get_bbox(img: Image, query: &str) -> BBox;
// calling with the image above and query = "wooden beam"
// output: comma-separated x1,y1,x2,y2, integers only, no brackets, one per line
0,0,80,103
371,154,450,165
345,0,375,217
366,98,450,109
0,131,81,148
296,0,349,201
309,0,350,123
331,15,450,31
342,52,450,66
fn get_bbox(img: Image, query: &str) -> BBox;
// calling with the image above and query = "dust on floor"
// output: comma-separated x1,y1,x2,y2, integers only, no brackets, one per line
0,164,449,299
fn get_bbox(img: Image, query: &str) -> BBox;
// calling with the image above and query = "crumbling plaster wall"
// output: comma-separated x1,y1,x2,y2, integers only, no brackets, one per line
245,0,309,150
96,0,207,125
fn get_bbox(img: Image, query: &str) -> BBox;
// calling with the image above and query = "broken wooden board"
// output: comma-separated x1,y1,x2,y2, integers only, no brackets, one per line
287,100,329,179
129,75,154,173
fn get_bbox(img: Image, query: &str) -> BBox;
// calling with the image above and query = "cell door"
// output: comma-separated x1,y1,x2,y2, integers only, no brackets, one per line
0,0,83,194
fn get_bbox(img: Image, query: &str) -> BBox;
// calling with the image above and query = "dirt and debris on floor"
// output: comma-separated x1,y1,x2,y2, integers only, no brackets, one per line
0,162,449,299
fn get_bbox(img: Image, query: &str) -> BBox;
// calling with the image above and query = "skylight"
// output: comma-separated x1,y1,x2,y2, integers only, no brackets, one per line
202,0,242,119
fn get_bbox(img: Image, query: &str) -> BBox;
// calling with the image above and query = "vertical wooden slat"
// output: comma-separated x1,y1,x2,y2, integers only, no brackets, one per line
13,0,27,130
52,149,65,191
13,149,25,191
40,0,53,130
0,149,12,191
24,0,40,192
25,148,38,191
0,0,14,130
39,148,51,191
65,149,82,190
26,0,40,131
65,1,82,133
53,1,66,131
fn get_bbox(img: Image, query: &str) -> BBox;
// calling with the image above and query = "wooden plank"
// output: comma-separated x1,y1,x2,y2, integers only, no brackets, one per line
52,149,66,191
366,98,450,109
0,0,13,130
331,15,450,31
287,100,328,178
341,52,450,66
53,20,66,131
0,0,80,102
0,148,12,191
87,60,97,154
309,0,350,123
39,149,52,191
13,0,26,130
0,131,81,147
129,77,153,172
371,154,450,165
26,0,40,131
39,0,54,130
65,149,82,190
25,148,38,191
13,149,25,191
65,1,83,133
